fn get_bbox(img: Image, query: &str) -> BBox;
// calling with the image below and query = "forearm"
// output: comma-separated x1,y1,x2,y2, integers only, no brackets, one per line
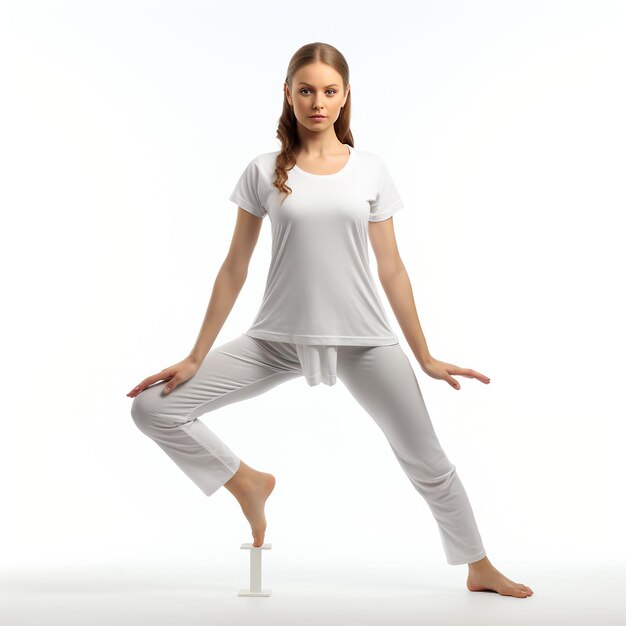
187,265,247,365
379,266,433,367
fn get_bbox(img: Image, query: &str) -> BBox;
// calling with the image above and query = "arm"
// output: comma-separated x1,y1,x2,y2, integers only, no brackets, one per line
368,217,432,366
127,208,263,398
368,217,490,390
187,207,264,365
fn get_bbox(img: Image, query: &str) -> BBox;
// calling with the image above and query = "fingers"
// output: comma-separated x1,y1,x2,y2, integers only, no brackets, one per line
447,376,461,390
429,360,489,390
127,372,172,397
462,368,490,383
127,379,150,397
449,366,491,384
163,377,178,394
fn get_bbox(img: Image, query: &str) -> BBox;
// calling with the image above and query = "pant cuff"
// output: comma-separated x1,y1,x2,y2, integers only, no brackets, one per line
447,549,487,566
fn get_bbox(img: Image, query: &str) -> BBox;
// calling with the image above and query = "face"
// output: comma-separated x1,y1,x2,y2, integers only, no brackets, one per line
285,62,349,132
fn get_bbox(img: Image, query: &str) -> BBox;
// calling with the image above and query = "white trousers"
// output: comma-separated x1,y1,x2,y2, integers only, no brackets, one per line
131,333,487,565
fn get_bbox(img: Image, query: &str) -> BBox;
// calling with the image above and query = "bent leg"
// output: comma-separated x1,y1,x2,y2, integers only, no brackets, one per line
130,334,303,497
337,343,487,565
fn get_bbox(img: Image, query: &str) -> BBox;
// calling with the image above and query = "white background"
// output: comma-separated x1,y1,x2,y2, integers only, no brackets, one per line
1,1,624,624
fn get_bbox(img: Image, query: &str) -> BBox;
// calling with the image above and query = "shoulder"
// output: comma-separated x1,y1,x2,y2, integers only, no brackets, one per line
350,147,387,175
231,151,276,186
246,150,280,173
352,147,381,162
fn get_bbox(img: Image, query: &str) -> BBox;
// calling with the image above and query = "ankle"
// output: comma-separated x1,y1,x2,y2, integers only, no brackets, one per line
224,461,253,496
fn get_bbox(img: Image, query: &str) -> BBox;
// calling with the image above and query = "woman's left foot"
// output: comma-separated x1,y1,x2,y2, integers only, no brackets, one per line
467,556,534,598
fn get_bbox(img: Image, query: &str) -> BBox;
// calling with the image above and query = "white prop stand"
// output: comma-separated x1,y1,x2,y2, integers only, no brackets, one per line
238,542,272,597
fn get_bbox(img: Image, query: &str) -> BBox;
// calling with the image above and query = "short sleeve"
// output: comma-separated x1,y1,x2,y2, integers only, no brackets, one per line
229,157,267,219
368,157,404,222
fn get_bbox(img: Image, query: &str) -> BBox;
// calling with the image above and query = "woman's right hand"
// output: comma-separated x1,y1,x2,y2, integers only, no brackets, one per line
126,357,201,398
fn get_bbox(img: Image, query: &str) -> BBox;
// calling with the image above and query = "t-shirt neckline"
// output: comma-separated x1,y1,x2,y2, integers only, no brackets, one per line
292,144,354,178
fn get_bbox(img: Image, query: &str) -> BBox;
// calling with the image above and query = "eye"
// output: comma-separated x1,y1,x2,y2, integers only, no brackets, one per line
299,88,338,96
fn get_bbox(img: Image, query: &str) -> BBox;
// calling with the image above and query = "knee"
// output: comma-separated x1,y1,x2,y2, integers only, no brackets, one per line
130,393,154,434
406,452,457,489
130,386,191,434
130,390,171,435
426,463,457,486
415,461,460,498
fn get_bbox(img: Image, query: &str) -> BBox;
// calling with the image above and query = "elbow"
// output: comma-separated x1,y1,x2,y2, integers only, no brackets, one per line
378,263,406,286
221,260,248,284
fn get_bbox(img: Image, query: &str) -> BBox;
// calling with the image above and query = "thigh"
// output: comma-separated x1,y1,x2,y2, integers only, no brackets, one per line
133,333,304,425
337,343,452,476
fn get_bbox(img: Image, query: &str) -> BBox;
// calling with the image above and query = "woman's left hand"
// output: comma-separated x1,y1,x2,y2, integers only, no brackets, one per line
420,357,490,390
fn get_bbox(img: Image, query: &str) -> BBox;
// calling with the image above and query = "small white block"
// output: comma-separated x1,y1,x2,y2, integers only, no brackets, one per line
237,542,272,597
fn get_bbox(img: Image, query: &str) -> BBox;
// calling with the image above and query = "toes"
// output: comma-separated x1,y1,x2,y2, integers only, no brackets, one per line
511,583,532,597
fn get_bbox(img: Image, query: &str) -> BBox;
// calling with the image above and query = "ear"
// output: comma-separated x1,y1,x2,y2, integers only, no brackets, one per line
284,81,291,106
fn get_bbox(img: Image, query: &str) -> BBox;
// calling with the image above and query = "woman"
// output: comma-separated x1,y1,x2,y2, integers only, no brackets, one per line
128,42,533,598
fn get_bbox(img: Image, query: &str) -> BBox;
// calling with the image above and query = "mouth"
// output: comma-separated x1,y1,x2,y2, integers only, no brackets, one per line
309,115,326,119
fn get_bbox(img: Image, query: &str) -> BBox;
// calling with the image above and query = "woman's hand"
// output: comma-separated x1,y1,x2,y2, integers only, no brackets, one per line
126,357,201,398
420,357,490,390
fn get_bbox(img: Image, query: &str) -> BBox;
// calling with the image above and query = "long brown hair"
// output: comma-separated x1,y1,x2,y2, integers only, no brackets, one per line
274,42,354,203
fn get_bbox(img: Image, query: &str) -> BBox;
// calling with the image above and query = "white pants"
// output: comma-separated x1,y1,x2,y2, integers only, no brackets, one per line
131,333,487,565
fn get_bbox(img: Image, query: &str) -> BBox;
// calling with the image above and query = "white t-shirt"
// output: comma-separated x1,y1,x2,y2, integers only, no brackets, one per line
228,143,404,354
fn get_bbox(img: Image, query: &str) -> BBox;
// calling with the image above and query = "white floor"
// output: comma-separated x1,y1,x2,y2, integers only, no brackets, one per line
2,562,625,626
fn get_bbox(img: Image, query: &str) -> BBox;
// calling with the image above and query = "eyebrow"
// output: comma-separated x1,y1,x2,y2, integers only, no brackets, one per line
297,82,340,88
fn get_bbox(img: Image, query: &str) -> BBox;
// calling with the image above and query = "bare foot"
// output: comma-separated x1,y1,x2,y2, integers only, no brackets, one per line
224,463,276,547
467,556,534,598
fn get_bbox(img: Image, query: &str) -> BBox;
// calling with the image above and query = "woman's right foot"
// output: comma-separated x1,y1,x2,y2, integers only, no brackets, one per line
224,462,276,547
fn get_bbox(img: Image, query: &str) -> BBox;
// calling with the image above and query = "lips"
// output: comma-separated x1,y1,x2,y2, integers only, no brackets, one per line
309,115,326,119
